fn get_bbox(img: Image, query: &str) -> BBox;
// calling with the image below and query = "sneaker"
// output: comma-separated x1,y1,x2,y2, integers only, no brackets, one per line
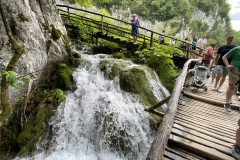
224,103,231,112
212,86,217,91
210,81,214,84
232,144,240,159
217,87,223,93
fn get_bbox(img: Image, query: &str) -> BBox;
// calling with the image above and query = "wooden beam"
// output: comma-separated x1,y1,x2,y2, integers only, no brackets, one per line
183,91,240,111
146,59,201,160
145,96,170,112
144,109,165,117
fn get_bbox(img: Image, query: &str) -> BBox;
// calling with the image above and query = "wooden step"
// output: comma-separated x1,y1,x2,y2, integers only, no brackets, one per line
168,134,235,160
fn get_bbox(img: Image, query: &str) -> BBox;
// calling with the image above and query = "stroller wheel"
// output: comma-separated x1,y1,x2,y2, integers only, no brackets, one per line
192,88,198,93
204,87,208,92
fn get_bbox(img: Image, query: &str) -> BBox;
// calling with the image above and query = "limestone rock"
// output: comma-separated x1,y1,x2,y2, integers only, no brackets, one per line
0,0,68,104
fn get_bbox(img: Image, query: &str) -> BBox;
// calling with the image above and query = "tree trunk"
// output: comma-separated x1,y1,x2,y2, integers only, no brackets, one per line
0,0,24,124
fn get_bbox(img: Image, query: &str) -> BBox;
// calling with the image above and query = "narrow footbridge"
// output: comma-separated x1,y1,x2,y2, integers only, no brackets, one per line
56,5,202,59
146,59,240,160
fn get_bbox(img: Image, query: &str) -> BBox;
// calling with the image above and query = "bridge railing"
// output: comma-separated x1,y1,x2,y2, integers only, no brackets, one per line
146,59,201,160
56,4,202,58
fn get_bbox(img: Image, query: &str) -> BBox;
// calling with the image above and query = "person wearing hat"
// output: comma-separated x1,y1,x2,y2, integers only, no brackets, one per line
130,14,141,44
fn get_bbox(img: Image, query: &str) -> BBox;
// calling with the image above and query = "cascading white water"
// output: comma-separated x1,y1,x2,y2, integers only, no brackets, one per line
18,53,169,160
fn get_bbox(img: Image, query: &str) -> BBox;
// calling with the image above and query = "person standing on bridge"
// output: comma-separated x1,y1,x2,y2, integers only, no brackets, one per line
130,14,141,44
159,30,165,44
202,44,216,68
222,46,240,112
232,119,240,159
197,35,207,55
213,36,236,92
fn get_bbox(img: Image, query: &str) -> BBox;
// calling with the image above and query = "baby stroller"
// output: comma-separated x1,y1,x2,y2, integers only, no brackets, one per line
186,63,208,92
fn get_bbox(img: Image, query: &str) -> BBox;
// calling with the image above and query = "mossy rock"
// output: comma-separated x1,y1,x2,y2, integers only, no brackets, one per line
57,68,75,90
99,60,109,71
113,52,125,59
119,67,157,105
109,63,121,80
50,24,62,41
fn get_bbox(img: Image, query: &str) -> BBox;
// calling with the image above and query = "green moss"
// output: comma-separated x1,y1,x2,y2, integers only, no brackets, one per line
50,24,62,41
70,52,81,68
109,64,121,80
17,13,29,22
99,60,109,71
57,68,75,90
62,34,69,46
113,52,125,59
119,67,157,105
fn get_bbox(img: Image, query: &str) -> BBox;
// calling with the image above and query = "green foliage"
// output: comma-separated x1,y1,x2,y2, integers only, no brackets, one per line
17,13,29,22
134,46,178,91
1,71,20,87
56,89,66,103
23,75,30,83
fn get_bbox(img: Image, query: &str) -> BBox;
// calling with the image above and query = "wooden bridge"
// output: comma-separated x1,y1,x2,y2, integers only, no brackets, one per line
56,5,202,59
55,5,240,159
146,59,240,160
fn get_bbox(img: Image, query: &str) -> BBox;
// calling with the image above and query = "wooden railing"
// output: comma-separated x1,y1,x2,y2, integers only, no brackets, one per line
146,59,201,160
56,5,202,58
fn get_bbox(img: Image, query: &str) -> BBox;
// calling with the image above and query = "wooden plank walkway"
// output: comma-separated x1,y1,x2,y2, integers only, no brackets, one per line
164,79,240,160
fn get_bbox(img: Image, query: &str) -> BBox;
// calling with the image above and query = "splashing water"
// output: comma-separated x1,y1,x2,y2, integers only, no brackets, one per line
18,53,169,160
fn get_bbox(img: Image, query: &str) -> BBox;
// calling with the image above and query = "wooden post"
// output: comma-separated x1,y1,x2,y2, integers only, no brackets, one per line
106,24,108,35
67,7,70,20
150,32,153,47
186,45,189,59
101,15,103,35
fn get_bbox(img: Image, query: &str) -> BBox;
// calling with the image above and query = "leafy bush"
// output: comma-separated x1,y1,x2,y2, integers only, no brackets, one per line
113,52,125,59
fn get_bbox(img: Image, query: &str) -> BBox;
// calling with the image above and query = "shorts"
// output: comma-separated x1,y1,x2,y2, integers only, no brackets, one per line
229,68,240,85
211,67,216,78
215,65,229,75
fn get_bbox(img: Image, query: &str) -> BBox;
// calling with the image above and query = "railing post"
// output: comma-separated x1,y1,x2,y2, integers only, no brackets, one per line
101,15,103,35
106,24,108,35
150,32,153,47
186,45,189,59
67,7,70,20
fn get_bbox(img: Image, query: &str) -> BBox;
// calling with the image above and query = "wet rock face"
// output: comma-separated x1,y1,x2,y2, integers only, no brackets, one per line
0,0,67,103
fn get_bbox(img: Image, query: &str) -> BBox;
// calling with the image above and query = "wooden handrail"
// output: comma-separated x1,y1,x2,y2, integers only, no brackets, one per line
60,11,199,55
145,96,171,112
56,4,202,51
146,59,201,160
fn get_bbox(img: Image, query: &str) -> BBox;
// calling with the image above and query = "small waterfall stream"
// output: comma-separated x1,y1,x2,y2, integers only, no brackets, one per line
19,53,170,160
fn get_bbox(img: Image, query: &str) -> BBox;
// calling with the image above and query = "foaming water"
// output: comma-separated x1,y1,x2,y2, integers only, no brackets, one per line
17,53,169,160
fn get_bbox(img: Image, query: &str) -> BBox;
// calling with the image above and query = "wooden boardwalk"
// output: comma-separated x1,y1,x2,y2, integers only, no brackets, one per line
163,79,240,160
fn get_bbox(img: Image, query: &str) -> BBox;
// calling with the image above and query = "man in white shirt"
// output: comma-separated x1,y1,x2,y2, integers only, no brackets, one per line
197,34,207,55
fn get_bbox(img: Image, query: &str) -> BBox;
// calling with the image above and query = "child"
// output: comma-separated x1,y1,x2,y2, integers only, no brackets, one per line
130,14,141,44
232,119,240,159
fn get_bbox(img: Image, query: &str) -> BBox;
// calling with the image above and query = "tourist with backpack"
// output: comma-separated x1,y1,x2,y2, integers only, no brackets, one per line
202,44,216,68
181,37,189,57
213,36,236,92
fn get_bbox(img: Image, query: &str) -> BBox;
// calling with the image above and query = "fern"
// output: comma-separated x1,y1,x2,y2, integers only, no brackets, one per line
56,89,66,103
23,75,30,83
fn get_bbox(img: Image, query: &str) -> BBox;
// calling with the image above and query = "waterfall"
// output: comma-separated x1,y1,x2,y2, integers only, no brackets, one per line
18,53,169,160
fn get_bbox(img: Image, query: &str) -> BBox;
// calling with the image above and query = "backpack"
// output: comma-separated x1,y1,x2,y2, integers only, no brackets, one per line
203,49,210,57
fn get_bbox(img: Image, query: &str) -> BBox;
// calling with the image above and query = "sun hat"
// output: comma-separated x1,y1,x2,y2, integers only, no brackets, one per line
132,14,136,17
